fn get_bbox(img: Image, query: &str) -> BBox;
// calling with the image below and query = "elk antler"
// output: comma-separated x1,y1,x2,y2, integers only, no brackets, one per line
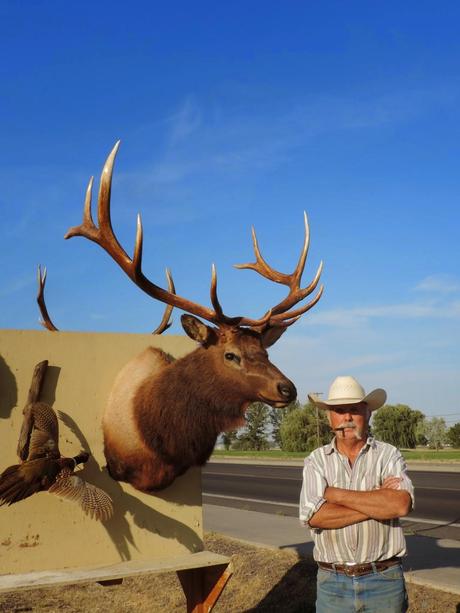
65,141,322,330
235,213,324,329
36,264,174,335
37,266,58,331
151,268,175,334
65,142,273,328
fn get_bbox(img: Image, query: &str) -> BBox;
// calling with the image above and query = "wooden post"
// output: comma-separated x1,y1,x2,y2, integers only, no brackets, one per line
17,360,49,459
177,561,233,613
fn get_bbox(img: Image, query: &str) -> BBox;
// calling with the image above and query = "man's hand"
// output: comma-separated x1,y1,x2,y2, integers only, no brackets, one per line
380,476,402,490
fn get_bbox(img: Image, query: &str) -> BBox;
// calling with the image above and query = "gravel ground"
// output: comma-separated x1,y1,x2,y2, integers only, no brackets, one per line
0,533,458,612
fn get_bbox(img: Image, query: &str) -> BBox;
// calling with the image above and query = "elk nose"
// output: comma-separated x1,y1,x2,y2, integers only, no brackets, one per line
277,381,297,402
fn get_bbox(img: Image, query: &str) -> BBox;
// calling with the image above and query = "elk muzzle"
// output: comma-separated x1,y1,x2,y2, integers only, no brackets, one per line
260,379,297,408
277,380,297,404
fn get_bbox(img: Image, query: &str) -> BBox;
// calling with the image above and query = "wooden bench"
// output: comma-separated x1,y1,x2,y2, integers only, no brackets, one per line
0,552,233,612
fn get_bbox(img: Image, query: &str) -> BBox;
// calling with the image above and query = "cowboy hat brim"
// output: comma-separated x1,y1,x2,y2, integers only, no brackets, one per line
308,388,387,413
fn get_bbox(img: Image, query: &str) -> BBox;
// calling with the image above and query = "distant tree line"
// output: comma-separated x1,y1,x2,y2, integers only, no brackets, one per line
220,401,460,452
221,401,332,453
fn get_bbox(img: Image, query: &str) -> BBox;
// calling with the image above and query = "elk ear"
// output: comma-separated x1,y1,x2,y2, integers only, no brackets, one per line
261,325,287,348
181,315,217,345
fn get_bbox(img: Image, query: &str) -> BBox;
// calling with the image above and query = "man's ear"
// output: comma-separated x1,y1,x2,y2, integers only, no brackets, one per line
261,325,287,348
181,315,217,345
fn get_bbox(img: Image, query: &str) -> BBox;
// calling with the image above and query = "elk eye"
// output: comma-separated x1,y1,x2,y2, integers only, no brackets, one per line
225,352,240,364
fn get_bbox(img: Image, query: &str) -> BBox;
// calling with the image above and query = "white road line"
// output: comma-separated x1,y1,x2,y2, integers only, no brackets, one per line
401,517,460,528
414,486,460,492
203,493,298,507
204,471,300,480
203,493,460,527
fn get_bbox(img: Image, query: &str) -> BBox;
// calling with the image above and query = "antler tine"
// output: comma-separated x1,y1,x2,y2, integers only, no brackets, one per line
269,284,324,324
37,265,58,331
210,264,276,327
210,264,224,320
234,212,323,325
152,268,175,334
270,259,323,317
234,227,289,285
97,141,120,230
235,212,310,287
83,176,95,227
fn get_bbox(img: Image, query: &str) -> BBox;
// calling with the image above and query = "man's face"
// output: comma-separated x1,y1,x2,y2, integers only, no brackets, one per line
327,401,370,441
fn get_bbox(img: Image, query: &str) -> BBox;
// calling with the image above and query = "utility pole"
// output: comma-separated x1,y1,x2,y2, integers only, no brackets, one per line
309,392,323,448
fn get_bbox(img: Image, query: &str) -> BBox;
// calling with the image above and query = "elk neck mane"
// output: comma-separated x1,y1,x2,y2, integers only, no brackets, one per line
133,345,247,467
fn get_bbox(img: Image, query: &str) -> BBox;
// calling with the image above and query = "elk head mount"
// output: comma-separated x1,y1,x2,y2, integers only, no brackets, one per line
40,141,324,492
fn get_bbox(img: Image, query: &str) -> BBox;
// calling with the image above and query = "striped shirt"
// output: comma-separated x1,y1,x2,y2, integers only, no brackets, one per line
299,436,414,563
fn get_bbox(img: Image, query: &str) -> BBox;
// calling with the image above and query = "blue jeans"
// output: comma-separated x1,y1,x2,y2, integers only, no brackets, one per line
316,564,408,612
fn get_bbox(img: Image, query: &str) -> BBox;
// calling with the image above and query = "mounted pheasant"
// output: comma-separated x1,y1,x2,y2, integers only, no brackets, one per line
45,142,324,492
0,363,113,520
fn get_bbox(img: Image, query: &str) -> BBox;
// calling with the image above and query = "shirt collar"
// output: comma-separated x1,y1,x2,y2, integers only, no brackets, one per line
324,435,376,455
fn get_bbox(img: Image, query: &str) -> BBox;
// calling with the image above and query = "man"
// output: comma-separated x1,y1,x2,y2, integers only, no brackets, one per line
300,375,414,613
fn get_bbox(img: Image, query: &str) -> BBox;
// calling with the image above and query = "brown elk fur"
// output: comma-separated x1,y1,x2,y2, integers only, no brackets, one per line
103,318,296,492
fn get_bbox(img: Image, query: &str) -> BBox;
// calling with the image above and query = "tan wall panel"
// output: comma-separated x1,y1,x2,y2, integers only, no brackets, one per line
0,329,203,575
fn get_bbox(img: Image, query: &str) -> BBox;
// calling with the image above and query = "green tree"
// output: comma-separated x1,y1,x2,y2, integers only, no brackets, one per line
425,417,447,450
416,417,428,446
221,430,238,450
279,402,331,452
233,402,270,450
269,400,300,447
447,422,460,448
372,405,424,448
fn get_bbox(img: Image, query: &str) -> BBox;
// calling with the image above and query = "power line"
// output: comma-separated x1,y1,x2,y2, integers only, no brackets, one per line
425,412,460,417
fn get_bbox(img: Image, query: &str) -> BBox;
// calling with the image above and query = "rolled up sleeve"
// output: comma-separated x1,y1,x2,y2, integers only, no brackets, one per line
299,456,327,525
383,449,415,510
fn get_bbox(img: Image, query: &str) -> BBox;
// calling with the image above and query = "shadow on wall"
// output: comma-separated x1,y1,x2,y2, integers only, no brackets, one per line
59,411,203,560
0,356,17,419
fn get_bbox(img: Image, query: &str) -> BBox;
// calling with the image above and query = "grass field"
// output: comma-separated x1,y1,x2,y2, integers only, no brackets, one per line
212,448,460,461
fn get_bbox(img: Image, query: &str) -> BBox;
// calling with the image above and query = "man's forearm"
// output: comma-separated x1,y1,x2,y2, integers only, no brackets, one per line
325,487,411,520
308,502,369,529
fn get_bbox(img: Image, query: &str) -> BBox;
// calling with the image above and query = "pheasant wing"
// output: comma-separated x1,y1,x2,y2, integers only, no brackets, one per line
49,470,113,521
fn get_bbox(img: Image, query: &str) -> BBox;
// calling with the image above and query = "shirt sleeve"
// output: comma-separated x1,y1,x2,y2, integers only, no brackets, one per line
382,448,415,510
299,455,327,525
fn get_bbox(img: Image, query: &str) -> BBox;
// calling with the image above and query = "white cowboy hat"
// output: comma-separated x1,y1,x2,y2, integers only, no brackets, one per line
308,376,386,413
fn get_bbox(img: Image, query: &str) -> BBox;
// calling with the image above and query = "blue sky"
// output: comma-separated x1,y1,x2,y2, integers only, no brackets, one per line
1,2,459,420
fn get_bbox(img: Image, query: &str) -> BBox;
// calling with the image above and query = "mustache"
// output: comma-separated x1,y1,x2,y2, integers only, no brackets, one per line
333,421,356,431
333,421,363,440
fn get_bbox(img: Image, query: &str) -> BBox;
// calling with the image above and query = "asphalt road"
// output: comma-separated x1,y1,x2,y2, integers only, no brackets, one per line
202,463,460,540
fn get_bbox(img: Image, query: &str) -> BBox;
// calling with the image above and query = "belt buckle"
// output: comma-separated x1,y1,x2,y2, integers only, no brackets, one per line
344,562,358,577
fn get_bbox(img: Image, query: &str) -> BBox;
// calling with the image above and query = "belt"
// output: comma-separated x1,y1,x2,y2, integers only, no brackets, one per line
317,556,401,578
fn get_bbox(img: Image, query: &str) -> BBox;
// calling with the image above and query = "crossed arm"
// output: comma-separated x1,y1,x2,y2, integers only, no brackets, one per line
308,477,412,529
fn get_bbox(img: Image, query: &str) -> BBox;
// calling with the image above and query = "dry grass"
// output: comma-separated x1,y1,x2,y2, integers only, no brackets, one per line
0,534,459,612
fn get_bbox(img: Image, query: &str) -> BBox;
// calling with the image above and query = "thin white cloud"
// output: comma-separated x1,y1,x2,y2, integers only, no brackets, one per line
0,274,35,298
89,313,106,320
167,97,202,146
118,84,460,196
415,274,460,294
305,300,460,327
